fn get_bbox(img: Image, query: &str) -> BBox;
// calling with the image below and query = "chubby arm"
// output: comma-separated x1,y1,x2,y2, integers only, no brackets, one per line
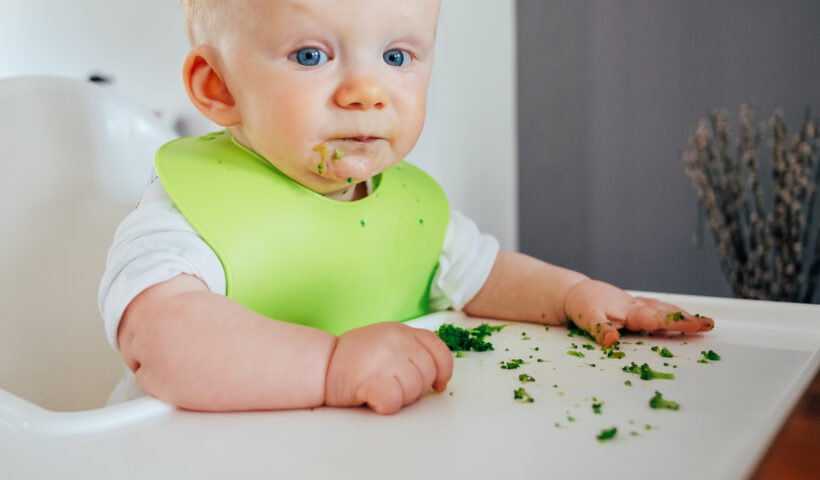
118,273,453,413
463,251,588,326
118,273,337,411
464,251,714,346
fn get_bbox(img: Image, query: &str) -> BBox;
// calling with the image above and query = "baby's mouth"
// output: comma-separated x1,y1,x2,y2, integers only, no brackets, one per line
339,136,383,144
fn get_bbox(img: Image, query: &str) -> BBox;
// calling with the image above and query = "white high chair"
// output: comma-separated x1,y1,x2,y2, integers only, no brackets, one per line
0,76,175,421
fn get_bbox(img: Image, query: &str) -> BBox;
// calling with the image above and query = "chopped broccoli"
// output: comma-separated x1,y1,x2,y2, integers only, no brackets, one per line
622,362,675,380
582,344,595,350
659,347,674,358
649,391,680,410
701,350,721,361
455,351,465,358
500,359,527,370
567,351,585,358
665,311,685,324
435,323,507,352
567,321,597,341
513,387,534,403
624,380,632,386
597,427,617,442
636,341,645,345
519,373,535,383
544,325,550,331
592,402,603,414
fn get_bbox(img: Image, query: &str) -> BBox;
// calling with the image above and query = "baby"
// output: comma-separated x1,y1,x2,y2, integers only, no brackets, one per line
99,0,713,414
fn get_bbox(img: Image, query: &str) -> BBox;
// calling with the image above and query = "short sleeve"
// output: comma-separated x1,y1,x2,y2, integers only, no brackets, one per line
429,210,500,311
97,174,226,350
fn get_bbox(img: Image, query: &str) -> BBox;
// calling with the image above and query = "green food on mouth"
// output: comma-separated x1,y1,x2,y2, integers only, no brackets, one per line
333,148,344,160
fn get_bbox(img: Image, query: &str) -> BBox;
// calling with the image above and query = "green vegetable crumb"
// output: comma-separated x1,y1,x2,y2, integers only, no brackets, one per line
622,362,675,380
567,351,585,358
500,359,527,370
597,427,617,443
514,387,534,403
519,373,535,383
701,350,721,361
435,323,507,352
649,391,680,410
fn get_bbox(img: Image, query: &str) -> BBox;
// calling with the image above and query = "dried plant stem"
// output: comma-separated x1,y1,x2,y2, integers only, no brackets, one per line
683,105,820,302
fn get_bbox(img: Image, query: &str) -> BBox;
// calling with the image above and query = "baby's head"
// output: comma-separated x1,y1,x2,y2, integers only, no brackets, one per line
179,0,441,195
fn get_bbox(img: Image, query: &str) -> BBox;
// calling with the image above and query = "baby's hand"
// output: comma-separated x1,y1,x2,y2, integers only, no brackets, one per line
564,279,714,347
325,322,454,415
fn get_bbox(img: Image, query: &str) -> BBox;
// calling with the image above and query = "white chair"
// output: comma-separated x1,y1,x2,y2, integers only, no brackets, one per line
0,76,175,412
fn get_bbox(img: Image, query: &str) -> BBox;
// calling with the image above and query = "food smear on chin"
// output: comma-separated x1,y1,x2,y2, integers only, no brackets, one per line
312,144,328,174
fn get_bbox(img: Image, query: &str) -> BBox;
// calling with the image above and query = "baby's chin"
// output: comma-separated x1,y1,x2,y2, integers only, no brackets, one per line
319,153,397,184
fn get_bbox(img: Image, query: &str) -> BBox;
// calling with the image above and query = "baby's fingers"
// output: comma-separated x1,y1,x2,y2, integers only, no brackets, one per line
626,300,715,333
414,328,454,393
584,310,621,347
365,376,404,415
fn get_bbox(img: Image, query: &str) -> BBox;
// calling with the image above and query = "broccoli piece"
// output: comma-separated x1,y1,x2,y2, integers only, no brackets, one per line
665,311,685,324
435,324,472,351
567,321,597,342
652,346,674,358
701,350,721,361
518,373,535,383
622,362,675,380
597,427,617,442
500,359,526,370
649,391,680,410
582,344,595,350
624,380,632,387
435,323,507,352
603,346,625,359
567,350,585,358
513,387,534,403
455,351,465,358
592,402,603,414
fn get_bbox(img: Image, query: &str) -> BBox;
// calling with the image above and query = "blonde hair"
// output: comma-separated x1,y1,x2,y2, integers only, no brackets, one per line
179,0,219,45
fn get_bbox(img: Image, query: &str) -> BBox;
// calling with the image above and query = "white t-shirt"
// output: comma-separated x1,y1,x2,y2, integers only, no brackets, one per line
98,172,500,402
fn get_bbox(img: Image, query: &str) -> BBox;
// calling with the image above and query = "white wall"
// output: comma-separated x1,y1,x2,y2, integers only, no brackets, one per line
0,0,516,410
1,0,517,249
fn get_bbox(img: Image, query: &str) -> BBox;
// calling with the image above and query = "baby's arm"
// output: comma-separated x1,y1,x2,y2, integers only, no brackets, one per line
119,274,452,413
464,251,713,346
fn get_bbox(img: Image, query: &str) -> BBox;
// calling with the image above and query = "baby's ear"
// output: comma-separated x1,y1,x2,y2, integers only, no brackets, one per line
182,46,241,126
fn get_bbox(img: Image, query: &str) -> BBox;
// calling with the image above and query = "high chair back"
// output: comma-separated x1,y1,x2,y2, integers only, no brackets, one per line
0,76,175,411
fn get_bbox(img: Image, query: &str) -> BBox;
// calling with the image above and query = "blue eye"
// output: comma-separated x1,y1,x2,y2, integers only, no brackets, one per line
290,47,329,66
383,48,410,67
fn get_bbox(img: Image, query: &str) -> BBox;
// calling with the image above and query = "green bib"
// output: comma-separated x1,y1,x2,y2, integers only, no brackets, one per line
154,130,449,335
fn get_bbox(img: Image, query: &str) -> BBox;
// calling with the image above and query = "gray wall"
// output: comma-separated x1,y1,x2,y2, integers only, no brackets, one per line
517,0,820,300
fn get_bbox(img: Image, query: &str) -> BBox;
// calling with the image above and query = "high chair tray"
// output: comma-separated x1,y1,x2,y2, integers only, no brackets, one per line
1,292,818,480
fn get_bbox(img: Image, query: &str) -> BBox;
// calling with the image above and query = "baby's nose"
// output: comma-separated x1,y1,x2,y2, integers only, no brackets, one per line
333,76,388,110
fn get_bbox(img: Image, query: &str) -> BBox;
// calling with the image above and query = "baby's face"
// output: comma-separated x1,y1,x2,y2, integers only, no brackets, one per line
221,0,441,194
